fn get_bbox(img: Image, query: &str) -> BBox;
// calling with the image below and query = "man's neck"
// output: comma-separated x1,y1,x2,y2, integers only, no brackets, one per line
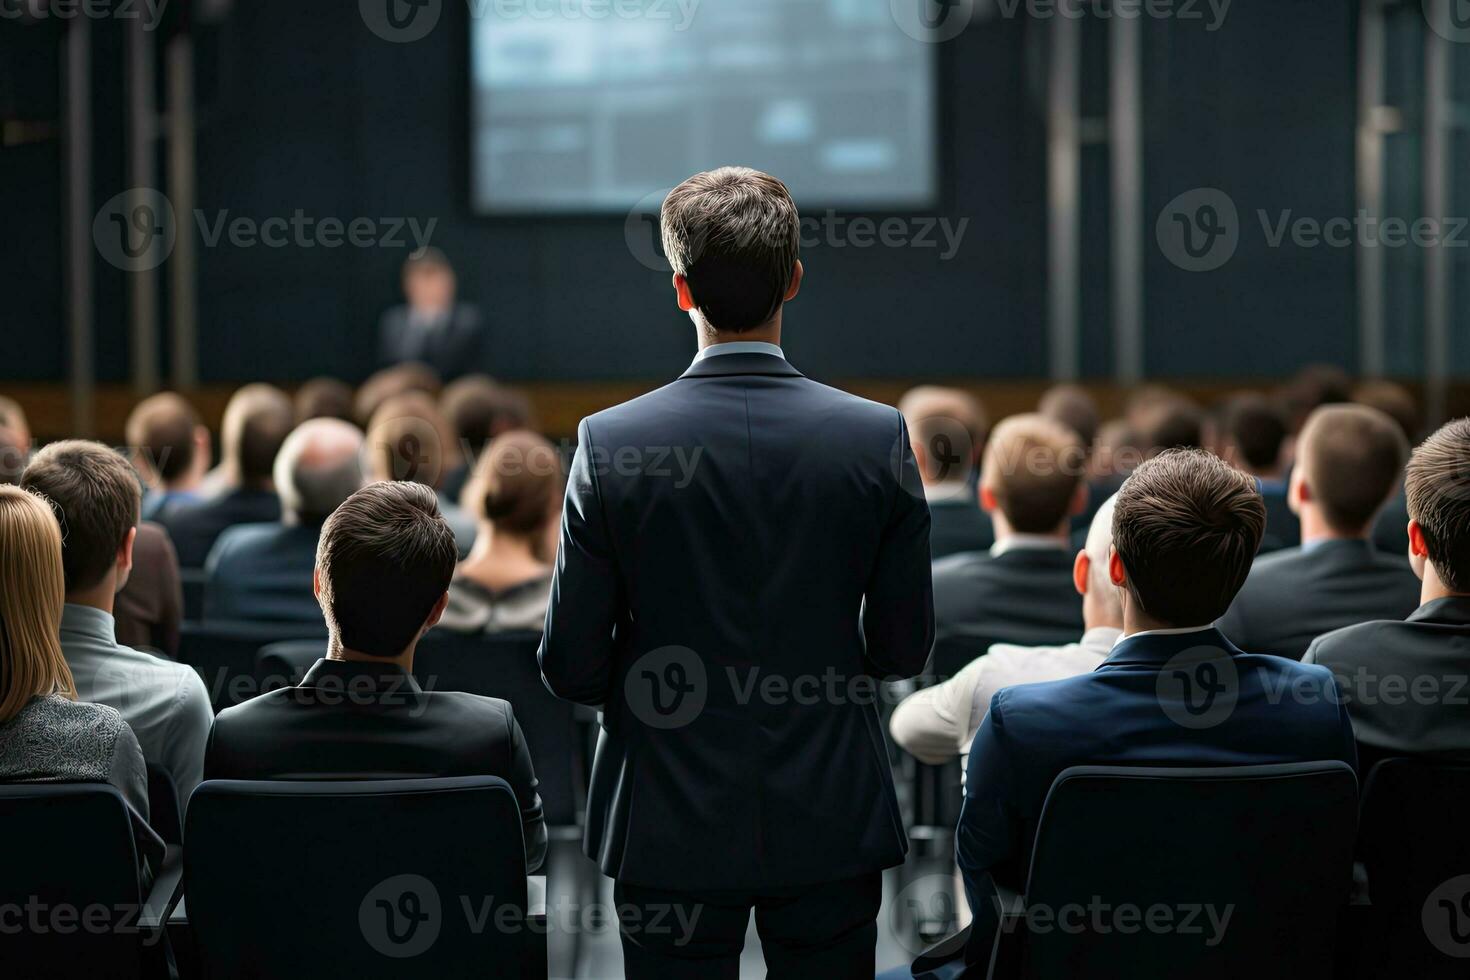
696,314,782,351
66,583,116,617
327,640,415,674
1121,607,1211,637
1419,563,1470,606
1298,506,1367,547
991,513,1070,549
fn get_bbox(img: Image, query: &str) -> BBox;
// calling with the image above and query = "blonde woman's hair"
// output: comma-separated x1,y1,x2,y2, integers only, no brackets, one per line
0,485,75,723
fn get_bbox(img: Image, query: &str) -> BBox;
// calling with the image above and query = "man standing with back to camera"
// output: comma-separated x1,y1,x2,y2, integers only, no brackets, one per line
540,167,935,977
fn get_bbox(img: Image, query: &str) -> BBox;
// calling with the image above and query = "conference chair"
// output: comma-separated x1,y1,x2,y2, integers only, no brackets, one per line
1354,757,1470,978
179,567,207,622
965,762,1357,979
0,782,184,980
183,777,545,979
145,762,182,845
177,619,327,712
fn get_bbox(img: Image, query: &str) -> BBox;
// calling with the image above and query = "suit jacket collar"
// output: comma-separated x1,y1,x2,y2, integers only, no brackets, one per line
1407,595,1470,627
678,352,804,380
300,657,423,694
1101,626,1241,669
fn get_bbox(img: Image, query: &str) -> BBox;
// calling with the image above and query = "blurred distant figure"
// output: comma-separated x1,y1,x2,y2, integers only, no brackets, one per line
159,384,294,568
378,247,484,380
898,385,992,560
354,362,441,427
293,377,355,425
1355,380,1421,558
1218,392,1297,553
439,375,533,502
0,425,25,485
0,395,32,449
1134,394,1205,456
441,431,563,634
126,392,211,520
1279,363,1353,436
1040,384,1106,535
364,391,475,555
204,418,364,624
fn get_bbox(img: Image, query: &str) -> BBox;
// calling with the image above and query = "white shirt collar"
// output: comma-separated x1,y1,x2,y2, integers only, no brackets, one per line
924,481,973,504
1112,623,1217,646
693,341,785,363
990,534,1070,558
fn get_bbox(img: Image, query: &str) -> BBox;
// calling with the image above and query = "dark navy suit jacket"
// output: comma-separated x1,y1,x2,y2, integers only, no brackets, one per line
202,521,325,624
539,350,934,891
957,626,1356,898
156,487,281,570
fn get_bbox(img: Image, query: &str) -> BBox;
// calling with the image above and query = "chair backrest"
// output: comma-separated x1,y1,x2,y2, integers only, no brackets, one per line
145,762,182,844
1014,762,1357,980
0,783,146,979
1358,757,1470,976
413,629,583,826
180,567,207,622
178,619,326,712
184,777,529,978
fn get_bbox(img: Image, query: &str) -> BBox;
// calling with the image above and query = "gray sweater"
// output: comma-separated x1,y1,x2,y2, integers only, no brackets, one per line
0,693,149,820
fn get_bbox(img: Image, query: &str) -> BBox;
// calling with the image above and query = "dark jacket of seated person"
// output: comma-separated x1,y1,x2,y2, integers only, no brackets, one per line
1219,404,1417,660
203,482,546,871
1303,417,1470,777
957,451,1357,914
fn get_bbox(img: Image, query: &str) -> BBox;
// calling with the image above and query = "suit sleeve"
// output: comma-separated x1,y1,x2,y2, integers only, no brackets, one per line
539,418,620,706
505,708,548,873
956,694,1024,893
862,413,934,678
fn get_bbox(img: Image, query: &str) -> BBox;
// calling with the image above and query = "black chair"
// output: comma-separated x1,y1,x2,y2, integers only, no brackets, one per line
145,762,182,845
177,619,326,712
971,762,1358,979
183,777,543,978
1354,757,1470,978
179,567,207,622
0,783,183,979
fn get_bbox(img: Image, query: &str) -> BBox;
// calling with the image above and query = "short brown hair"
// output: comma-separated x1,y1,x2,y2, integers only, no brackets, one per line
1112,448,1265,626
316,482,457,658
222,384,294,486
1137,398,1204,456
1353,380,1420,443
21,441,142,592
441,375,533,457
125,392,200,482
354,363,442,426
365,391,462,489
294,377,355,425
1404,418,1470,592
660,167,800,334
1220,393,1287,472
466,430,563,537
1039,384,1100,449
981,414,1085,533
1297,404,1408,534
899,386,988,482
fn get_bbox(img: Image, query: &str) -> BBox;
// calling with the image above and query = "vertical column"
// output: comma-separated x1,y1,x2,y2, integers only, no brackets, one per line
1423,0,1451,425
167,28,199,389
127,12,160,393
1047,13,1082,381
1110,10,1144,385
1355,0,1387,379
63,16,94,437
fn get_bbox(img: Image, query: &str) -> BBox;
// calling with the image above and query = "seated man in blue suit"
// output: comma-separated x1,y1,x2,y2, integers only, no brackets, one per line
943,449,1356,973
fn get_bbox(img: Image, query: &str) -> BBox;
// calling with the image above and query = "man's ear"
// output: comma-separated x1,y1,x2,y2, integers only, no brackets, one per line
979,484,998,514
1073,550,1090,597
910,438,930,479
1408,519,1429,558
1068,481,1089,516
1108,547,1128,588
1288,466,1309,516
672,274,696,313
117,526,137,579
312,566,322,602
783,260,804,302
423,591,450,634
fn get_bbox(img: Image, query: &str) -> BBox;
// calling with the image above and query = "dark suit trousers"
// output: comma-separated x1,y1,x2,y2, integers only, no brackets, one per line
614,873,883,979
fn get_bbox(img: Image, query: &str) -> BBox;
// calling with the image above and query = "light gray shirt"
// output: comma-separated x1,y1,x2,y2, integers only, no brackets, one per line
60,603,213,808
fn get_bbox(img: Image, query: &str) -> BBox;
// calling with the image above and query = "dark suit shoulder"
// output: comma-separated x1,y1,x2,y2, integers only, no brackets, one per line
1307,618,1404,668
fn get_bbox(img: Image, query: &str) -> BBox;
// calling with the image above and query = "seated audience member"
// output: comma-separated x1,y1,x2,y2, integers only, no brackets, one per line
1278,363,1353,436
1134,393,1205,456
1306,418,1470,774
1039,384,1106,534
1218,405,1417,660
439,374,533,503
930,414,1086,675
1218,392,1298,552
204,482,546,870
113,522,183,657
365,391,474,554
126,391,211,520
21,442,212,806
891,495,1121,767
441,431,562,634
0,394,32,450
0,484,149,821
293,376,355,425
204,418,364,623
353,361,441,428
899,386,992,559
1356,380,1421,558
955,450,1354,920
0,423,26,484
157,384,293,568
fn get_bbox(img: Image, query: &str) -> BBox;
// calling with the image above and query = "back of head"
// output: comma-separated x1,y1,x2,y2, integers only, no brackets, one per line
294,377,355,426
316,482,458,658
1136,396,1205,457
1279,363,1352,433
469,430,563,537
0,485,74,723
441,375,533,458
20,441,141,594
365,391,460,489
354,363,442,427
1039,384,1100,449
0,395,31,448
1112,448,1265,626
1404,418,1470,592
1297,404,1409,534
125,392,200,482
222,384,294,488
274,419,365,524
1353,380,1420,444
899,385,988,482
1220,392,1288,473
981,413,1085,533
660,167,800,334
1083,493,1124,619
0,426,26,485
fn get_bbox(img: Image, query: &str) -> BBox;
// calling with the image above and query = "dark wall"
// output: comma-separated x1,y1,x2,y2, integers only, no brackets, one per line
0,3,1380,385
